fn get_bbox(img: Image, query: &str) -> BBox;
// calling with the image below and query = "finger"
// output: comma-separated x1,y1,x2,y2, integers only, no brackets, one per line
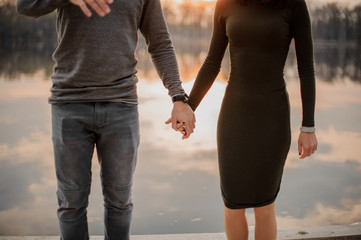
298,142,303,157
78,1,92,17
300,150,308,159
300,145,307,159
191,114,196,129
171,119,177,130
182,126,189,139
178,121,188,139
94,0,111,14
302,147,312,159
187,118,194,133
312,147,317,154
184,121,193,138
84,0,106,17
106,0,113,4
177,126,185,132
182,129,188,140
312,141,317,152
176,122,183,129
165,118,172,125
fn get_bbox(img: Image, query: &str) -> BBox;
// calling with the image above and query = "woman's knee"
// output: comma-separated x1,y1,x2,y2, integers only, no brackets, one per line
224,206,246,221
253,202,275,220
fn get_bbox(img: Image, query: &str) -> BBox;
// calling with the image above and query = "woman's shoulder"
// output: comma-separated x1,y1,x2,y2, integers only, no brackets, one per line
283,0,309,16
284,0,308,9
215,0,236,14
216,0,239,8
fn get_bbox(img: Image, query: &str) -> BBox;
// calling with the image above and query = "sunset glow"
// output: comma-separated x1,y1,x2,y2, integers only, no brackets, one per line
165,0,361,6
168,0,215,2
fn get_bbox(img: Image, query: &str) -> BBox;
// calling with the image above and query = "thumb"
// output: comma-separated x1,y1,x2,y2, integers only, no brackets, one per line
165,118,172,124
298,142,303,156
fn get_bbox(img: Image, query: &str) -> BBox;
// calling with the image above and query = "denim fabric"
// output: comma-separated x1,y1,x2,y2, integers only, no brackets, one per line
51,102,140,240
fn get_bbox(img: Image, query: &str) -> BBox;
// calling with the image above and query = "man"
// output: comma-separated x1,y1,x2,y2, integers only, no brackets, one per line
16,0,195,239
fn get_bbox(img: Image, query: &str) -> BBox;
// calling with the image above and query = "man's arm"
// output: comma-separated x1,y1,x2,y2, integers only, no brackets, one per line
17,0,112,18
17,0,69,18
139,0,195,139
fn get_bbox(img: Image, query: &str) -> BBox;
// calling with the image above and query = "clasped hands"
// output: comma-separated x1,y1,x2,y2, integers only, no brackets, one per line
165,101,196,140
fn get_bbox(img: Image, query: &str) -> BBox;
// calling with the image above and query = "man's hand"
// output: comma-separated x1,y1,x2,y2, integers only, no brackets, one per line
165,102,196,140
69,0,113,18
298,132,318,159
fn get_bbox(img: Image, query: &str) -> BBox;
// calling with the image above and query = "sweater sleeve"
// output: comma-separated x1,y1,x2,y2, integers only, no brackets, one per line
292,0,316,127
139,0,185,98
187,0,229,111
16,0,69,18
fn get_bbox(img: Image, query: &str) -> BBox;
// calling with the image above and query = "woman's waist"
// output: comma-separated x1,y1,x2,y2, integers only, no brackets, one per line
226,76,287,95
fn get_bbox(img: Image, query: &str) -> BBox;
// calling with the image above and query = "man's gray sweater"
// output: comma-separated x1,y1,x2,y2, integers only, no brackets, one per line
16,0,185,103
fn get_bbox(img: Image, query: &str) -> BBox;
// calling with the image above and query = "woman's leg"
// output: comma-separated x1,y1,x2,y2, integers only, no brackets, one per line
224,206,248,240
253,202,277,240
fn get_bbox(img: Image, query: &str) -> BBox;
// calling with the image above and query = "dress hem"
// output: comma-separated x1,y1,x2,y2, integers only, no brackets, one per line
222,189,280,209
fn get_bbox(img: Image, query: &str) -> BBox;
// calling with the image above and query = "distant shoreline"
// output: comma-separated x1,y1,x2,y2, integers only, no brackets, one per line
314,40,360,48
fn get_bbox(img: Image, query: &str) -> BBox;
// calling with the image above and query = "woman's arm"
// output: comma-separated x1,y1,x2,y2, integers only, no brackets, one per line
187,0,229,111
293,0,315,127
292,0,317,158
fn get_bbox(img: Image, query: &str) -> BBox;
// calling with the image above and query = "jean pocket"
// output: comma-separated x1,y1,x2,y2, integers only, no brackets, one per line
116,101,138,108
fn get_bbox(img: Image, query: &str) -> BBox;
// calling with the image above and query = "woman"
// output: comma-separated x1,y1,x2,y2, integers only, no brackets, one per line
186,0,318,239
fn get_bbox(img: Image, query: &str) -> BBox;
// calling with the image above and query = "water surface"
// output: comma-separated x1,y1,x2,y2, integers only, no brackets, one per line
0,41,360,236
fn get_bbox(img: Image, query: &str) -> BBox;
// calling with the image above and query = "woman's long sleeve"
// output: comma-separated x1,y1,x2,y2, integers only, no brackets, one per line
293,0,316,127
187,0,229,111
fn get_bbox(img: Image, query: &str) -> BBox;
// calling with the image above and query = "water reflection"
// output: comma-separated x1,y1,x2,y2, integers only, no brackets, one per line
1,38,361,84
0,45,361,235
0,43,55,79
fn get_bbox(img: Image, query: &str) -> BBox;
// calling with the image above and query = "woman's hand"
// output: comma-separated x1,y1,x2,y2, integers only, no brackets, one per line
298,132,318,159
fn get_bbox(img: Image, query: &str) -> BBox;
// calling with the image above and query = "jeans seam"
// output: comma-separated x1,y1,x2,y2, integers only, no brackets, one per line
102,184,131,191
58,214,87,223
58,185,91,191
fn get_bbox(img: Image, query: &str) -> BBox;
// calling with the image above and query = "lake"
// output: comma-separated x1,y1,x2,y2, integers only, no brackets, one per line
0,37,360,235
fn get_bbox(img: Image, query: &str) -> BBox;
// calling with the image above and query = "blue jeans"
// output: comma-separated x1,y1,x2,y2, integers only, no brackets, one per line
51,102,140,240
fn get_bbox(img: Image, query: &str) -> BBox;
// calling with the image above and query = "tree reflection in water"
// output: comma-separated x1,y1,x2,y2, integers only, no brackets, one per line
1,40,360,84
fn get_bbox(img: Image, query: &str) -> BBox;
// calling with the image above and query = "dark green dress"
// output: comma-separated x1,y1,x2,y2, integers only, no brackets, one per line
188,0,315,209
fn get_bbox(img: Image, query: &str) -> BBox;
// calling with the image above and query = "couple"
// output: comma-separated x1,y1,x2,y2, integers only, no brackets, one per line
17,0,317,239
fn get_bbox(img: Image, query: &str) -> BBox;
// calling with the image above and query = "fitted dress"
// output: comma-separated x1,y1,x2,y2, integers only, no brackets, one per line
187,0,315,209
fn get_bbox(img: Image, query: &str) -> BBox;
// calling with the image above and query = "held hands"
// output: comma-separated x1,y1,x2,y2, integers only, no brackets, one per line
165,101,196,140
298,132,318,159
69,0,113,17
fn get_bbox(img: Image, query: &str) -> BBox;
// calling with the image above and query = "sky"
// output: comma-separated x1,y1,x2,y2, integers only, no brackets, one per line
310,0,361,7
173,0,361,7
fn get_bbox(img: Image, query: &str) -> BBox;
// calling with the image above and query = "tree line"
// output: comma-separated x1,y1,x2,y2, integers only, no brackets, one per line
0,0,361,47
0,0,360,82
